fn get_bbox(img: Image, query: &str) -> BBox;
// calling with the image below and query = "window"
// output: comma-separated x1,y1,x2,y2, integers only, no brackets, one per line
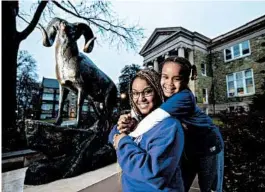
55,94,59,101
226,69,255,97
41,104,53,111
202,88,208,104
82,105,88,112
242,41,250,55
225,49,232,60
42,93,54,100
43,88,55,93
233,44,240,58
224,40,250,62
40,114,52,120
201,63,206,76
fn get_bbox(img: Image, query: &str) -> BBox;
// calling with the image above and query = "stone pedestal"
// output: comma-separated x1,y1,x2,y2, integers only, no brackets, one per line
23,119,116,185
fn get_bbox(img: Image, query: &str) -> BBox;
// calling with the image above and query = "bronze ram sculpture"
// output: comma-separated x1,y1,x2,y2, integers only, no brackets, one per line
40,17,117,127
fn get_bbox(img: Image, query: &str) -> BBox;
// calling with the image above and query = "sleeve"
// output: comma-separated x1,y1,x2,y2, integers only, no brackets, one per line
108,125,120,145
130,90,194,137
117,119,184,190
160,90,194,116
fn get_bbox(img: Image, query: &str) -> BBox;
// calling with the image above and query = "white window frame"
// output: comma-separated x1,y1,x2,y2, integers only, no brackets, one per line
224,40,251,62
226,69,255,97
202,88,208,104
201,63,207,76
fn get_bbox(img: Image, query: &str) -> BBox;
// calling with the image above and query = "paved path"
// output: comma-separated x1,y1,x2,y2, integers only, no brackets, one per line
189,176,200,192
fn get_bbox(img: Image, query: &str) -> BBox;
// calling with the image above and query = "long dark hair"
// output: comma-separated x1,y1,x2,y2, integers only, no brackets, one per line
162,56,197,83
128,69,164,120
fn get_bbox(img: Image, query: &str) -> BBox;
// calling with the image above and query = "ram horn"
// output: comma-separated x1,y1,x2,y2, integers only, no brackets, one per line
75,23,96,53
40,17,62,47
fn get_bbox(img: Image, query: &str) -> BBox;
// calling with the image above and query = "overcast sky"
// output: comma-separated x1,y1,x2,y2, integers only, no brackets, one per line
19,1,265,84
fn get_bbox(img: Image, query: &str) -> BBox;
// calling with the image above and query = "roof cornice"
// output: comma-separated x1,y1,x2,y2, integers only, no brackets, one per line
140,27,211,56
139,27,180,55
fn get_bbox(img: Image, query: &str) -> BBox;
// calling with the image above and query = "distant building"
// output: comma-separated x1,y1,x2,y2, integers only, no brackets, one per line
38,77,91,120
140,15,265,114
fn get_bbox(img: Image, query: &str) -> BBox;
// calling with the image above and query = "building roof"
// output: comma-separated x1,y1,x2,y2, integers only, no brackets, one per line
41,77,59,89
140,14,265,54
139,27,211,56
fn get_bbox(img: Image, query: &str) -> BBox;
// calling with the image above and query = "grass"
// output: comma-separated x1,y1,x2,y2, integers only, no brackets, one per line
212,117,224,127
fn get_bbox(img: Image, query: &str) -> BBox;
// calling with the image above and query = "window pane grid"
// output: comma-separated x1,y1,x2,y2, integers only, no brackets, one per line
245,69,252,78
226,69,254,97
224,40,250,62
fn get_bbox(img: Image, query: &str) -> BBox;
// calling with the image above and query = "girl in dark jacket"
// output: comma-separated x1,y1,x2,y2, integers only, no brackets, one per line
119,57,224,192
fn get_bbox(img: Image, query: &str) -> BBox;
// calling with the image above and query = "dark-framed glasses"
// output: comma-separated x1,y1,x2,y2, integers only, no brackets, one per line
132,87,154,99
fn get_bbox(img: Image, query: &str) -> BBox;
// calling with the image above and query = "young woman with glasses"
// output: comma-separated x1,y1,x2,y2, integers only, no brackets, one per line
108,69,185,192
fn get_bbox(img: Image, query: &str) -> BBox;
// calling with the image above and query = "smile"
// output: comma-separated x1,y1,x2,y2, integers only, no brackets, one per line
138,103,149,109
163,86,175,93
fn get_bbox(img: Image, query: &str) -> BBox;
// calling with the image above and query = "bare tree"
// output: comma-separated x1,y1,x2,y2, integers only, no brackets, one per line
118,64,141,110
2,0,144,151
16,50,39,120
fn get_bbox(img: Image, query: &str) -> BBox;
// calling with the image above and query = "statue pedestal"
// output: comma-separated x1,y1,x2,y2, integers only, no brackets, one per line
24,119,116,185
2,163,121,192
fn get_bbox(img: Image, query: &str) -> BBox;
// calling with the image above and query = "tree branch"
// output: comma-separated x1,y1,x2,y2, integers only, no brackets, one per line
67,0,79,15
52,0,143,50
17,14,44,31
18,0,48,41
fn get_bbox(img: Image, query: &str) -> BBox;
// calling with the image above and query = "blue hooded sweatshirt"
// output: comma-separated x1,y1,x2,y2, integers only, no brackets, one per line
108,117,184,192
135,89,224,156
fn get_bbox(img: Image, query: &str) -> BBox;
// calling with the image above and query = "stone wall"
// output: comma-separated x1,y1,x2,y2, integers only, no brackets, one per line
211,34,265,107
193,50,213,105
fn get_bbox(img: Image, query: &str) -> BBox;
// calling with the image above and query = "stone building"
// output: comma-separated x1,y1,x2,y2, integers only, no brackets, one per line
39,77,61,119
39,77,91,119
140,15,265,114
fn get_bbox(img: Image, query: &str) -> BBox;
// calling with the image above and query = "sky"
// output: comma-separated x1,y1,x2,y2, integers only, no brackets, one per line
18,1,265,84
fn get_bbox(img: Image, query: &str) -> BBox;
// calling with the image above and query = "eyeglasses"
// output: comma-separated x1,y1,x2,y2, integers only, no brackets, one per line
132,87,154,99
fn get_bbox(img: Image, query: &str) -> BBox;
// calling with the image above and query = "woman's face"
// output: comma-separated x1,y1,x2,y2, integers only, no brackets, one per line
160,62,187,97
132,77,156,115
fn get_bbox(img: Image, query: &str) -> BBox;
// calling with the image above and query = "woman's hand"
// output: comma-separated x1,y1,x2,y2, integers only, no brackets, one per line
117,113,137,134
113,133,127,150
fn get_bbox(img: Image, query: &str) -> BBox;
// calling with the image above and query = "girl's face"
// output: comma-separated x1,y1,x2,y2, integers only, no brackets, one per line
132,77,156,115
161,62,186,97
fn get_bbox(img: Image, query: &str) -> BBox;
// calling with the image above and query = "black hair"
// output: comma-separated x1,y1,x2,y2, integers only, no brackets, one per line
161,56,197,83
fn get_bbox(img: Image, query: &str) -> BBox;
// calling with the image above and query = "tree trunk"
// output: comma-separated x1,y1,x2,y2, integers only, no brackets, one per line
2,1,20,151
